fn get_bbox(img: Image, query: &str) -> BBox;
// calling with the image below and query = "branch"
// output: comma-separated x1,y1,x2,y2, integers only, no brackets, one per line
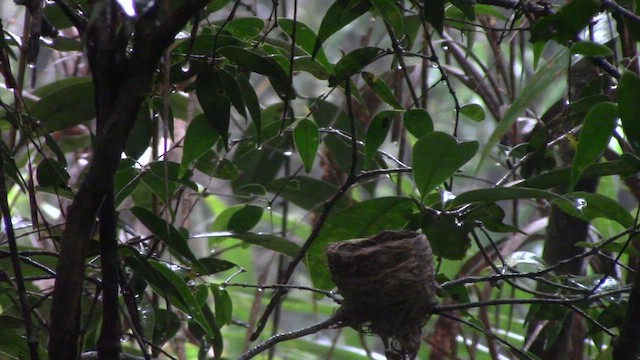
602,0,640,24
240,315,345,360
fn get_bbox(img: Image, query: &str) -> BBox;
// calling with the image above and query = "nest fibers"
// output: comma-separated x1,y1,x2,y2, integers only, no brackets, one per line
327,230,438,360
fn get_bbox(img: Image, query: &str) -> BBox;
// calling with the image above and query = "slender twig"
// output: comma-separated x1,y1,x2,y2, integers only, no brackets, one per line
241,315,345,360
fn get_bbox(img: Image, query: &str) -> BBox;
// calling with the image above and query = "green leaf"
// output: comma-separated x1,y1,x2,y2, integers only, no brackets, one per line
404,108,433,139
36,158,70,188
227,205,264,233
226,17,264,39
423,0,445,34
313,0,372,58
423,213,471,259
149,261,222,344
451,187,565,207
362,71,403,109
570,102,618,191
211,285,233,327
293,118,320,173
413,131,478,199
217,46,290,98
570,41,613,57
0,329,48,360
364,110,396,166
180,114,220,177
130,207,202,270
450,0,475,20
190,231,301,257
196,67,231,150
237,73,262,145
279,18,332,70
530,0,600,43
460,103,485,122
517,160,640,189
266,176,352,211
619,70,640,153
125,103,153,160
30,77,95,132
152,309,181,346
556,192,634,228
307,196,415,289
197,258,236,275
370,0,403,34
219,69,247,119
480,48,569,168
330,47,386,86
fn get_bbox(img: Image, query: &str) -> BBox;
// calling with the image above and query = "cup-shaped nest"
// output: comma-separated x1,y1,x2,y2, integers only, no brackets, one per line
327,231,437,359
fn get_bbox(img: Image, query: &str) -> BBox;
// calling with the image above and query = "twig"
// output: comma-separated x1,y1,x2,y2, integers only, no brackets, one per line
241,315,345,360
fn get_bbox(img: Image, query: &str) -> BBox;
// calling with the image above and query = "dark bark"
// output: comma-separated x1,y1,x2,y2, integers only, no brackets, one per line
47,1,212,358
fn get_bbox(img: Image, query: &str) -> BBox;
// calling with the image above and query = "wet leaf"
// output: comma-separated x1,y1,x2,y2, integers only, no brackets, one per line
293,118,320,173
619,70,640,153
404,108,433,139
313,0,372,58
413,131,478,199
364,110,396,166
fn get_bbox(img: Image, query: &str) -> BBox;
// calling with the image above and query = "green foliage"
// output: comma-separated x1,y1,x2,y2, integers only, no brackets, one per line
1,1,639,359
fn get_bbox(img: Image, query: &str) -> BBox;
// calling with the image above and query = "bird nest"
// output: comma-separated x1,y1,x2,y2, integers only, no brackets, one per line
327,231,438,360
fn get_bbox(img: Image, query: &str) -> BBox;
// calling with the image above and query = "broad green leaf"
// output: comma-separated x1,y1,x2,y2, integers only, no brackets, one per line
413,131,478,199
450,0,475,20
517,159,640,189
313,0,372,58
557,192,634,228
211,285,233,327
404,108,433,139
279,18,332,70
197,258,236,275
371,0,403,34
362,71,403,109
460,103,485,122
330,47,386,86
125,103,153,160
530,0,600,43
307,196,415,289
570,102,618,191
0,329,48,360
149,261,222,344
196,67,231,149
293,118,320,172
36,158,70,188
152,309,181,346
190,231,300,257
480,48,569,168
237,73,262,145
226,17,264,39
423,213,472,259
115,160,141,205
266,176,352,211
451,187,565,207
30,78,95,132
364,110,396,166
130,207,202,270
619,70,640,153
219,69,247,119
180,114,220,178
217,46,290,98
423,0,445,34
570,41,613,57
227,205,264,233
